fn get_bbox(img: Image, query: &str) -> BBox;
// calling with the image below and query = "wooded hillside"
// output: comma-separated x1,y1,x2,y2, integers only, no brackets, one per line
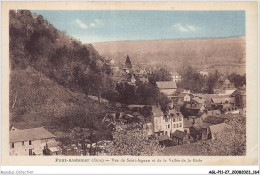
9,10,114,139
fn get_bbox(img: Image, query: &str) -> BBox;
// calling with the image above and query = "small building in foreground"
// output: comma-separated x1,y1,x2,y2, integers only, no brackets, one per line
9,126,61,156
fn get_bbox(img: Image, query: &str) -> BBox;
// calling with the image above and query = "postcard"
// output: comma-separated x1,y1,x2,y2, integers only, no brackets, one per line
1,1,258,166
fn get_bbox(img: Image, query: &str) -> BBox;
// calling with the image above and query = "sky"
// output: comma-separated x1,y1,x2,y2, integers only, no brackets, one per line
32,10,245,44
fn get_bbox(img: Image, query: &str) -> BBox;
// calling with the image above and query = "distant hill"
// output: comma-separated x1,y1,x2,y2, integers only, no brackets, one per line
93,37,246,75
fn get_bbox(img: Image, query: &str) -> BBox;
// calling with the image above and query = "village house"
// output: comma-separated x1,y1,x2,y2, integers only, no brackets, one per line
175,88,191,96
9,126,61,156
206,109,222,116
230,90,246,108
177,93,191,103
183,118,193,135
189,125,208,141
185,97,206,113
211,97,235,110
198,70,209,77
146,106,184,139
171,130,192,145
156,81,177,96
171,72,182,82
122,67,130,74
213,79,236,95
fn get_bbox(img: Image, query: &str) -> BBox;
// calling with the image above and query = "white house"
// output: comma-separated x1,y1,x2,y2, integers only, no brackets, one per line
146,106,184,138
171,72,181,82
9,127,61,156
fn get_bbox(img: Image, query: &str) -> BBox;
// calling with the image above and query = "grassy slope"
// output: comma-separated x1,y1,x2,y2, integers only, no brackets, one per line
10,67,111,136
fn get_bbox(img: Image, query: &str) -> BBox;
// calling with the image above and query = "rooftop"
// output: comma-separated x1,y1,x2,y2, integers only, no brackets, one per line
10,127,56,143
171,130,188,139
152,106,164,117
192,97,204,104
171,72,180,76
156,81,177,89
127,104,145,108
178,93,189,98
211,97,235,104
209,123,230,138
158,135,171,142
203,116,226,125
183,119,193,128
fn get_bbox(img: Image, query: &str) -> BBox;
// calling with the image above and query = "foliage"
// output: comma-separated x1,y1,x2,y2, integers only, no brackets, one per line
177,67,206,93
206,70,222,93
228,73,246,88
149,68,172,82
101,123,164,156
125,55,132,69
115,82,136,104
202,116,246,156
115,82,170,111
69,127,92,156
10,10,114,98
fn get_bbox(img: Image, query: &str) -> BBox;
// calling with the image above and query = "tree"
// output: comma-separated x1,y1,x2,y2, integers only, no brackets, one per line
67,127,92,156
228,73,246,88
115,82,136,104
206,70,222,94
151,68,172,81
178,67,205,93
125,55,132,69
101,123,164,156
135,83,159,105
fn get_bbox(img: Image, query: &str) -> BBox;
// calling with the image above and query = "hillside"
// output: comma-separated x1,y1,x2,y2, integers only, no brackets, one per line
10,10,114,97
93,37,246,75
9,10,115,139
10,67,113,138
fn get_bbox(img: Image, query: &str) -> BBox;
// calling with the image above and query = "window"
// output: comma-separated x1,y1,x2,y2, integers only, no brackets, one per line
165,118,168,122
173,124,176,128
179,117,182,121
29,140,32,145
168,124,170,129
165,131,167,135
165,125,167,129
11,143,14,149
180,123,182,127
176,124,179,128
22,141,24,146
173,118,175,122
